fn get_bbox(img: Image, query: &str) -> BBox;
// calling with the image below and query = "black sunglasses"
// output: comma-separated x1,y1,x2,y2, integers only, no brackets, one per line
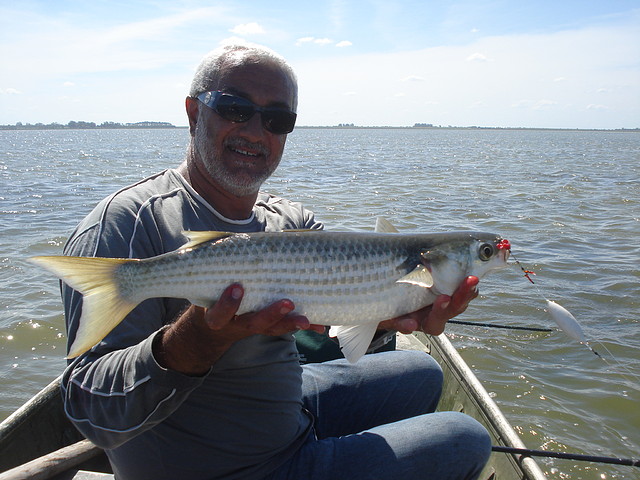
196,91,297,135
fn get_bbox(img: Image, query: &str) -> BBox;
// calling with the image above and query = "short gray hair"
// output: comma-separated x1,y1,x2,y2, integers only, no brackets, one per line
189,42,298,110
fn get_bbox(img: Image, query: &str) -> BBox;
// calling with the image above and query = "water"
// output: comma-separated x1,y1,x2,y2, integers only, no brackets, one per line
1,127,638,479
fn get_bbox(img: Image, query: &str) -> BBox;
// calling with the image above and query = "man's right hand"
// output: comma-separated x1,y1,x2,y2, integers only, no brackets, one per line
153,283,323,376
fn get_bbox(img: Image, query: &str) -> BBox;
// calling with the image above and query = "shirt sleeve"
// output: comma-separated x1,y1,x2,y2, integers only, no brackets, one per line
59,202,205,449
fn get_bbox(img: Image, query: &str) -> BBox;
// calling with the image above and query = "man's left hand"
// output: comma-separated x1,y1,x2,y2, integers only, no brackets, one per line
378,276,479,336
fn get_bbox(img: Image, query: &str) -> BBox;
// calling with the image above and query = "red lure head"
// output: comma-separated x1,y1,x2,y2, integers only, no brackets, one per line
496,239,511,250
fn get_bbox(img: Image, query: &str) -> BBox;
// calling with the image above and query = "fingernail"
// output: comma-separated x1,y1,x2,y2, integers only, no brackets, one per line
440,301,450,310
399,318,418,332
280,305,293,315
295,318,310,330
231,286,243,300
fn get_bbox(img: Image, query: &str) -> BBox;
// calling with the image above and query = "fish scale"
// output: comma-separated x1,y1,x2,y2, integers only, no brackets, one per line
29,227,509,361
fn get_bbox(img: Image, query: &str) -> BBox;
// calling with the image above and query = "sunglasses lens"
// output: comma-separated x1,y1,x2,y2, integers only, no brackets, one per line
262,111,297,135
214,96,255,123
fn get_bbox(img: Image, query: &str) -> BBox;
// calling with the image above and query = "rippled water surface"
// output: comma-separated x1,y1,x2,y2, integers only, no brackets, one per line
1,128,638,479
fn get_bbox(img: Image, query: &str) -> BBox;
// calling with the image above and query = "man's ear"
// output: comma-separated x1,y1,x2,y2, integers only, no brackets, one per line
186,97,199,136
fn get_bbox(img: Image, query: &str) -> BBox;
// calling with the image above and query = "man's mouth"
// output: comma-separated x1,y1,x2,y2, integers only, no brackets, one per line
230,146,260,157
226,139,269,159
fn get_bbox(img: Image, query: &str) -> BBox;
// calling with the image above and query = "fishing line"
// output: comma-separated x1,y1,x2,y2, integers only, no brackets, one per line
504,244,639,386
491,445,640,467
448,319,552,333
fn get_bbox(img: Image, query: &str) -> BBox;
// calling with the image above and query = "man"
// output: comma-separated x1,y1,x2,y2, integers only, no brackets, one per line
60,43,490,479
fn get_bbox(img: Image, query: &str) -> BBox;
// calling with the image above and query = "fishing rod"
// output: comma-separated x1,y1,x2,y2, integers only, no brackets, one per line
492,445,640,467
448,319,552,333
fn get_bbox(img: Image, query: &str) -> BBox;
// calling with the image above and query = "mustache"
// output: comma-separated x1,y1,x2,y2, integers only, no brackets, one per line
224,137,270,157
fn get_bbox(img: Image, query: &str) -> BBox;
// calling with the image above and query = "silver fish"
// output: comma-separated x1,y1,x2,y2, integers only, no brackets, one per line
29,218,509,361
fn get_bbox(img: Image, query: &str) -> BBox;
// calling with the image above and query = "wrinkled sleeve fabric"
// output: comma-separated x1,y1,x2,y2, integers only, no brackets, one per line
60,189,205,449
58,175,323,452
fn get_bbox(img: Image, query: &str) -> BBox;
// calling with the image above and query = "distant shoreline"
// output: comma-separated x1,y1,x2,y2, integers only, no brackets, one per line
0,122,637,133
0,121,179,131
296,125,640,132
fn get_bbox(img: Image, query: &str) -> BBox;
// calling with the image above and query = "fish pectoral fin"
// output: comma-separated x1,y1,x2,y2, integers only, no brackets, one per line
329,323,379,363
375,217,400,233
180,231,234,249
396,264,434,288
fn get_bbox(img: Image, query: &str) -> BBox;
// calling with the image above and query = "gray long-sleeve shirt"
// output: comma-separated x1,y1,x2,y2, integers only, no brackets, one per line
60,169,322,479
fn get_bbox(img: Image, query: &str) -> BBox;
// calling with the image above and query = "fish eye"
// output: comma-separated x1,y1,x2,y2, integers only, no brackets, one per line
478,243,495,261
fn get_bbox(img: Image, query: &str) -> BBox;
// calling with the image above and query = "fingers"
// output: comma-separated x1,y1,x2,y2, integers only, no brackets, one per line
240,298,305,335
421,276,479,335
444,275,479,316
203,284,244,330
203,284,317,337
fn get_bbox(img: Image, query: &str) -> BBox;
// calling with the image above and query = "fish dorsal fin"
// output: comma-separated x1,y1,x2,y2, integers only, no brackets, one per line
181,231,234,249
396,264,434,288
375,217,399,233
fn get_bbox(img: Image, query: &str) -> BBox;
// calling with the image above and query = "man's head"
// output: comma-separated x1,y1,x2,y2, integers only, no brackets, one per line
186,43,298,198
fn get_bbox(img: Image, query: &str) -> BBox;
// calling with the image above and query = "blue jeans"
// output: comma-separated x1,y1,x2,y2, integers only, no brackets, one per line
266,350,491,480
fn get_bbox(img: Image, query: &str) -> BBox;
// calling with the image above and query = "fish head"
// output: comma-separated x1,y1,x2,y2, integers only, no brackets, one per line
420,233,510,296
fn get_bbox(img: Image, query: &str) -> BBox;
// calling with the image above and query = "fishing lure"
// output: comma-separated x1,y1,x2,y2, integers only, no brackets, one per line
504,244,640,386
499,240,601,356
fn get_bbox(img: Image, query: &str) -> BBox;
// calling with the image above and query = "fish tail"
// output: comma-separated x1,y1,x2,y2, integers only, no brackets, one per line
29,255,138,358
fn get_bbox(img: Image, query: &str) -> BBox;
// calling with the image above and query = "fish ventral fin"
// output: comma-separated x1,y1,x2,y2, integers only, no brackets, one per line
28,255,139,358
396,264,434,288
181,231,235,249
329,323,379,363
375,217,400,233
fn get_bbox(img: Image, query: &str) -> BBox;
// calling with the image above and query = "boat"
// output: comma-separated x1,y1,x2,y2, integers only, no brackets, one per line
0,332,548,480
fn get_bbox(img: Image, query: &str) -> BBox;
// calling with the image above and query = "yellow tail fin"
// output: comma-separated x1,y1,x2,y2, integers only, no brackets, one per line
29,256,139,358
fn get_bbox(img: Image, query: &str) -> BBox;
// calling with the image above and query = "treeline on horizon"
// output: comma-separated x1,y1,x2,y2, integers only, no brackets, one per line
1,121,637,132
0,121,178,130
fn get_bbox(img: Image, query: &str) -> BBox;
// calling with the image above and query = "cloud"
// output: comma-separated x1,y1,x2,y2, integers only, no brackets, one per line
295,37,334,46
466,52,490,62
532,99,558,110
586,104,609,110
99,8,222,45
230,22,265,35
511,99,559,110
402,75,425,82
63,81,75,87
0,88,21,95
335,40,352,48
471,100,487,108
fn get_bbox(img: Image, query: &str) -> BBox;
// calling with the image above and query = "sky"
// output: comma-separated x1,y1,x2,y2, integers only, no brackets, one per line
1,0,639,129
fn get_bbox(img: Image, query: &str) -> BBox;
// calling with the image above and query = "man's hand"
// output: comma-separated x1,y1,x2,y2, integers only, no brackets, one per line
378,276,480,336
153,283,324,375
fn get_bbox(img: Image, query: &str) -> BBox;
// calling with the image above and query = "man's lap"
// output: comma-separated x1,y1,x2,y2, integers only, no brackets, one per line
265,350,491,480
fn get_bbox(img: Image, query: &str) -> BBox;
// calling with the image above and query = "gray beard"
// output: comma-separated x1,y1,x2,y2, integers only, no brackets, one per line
193,128,279,197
